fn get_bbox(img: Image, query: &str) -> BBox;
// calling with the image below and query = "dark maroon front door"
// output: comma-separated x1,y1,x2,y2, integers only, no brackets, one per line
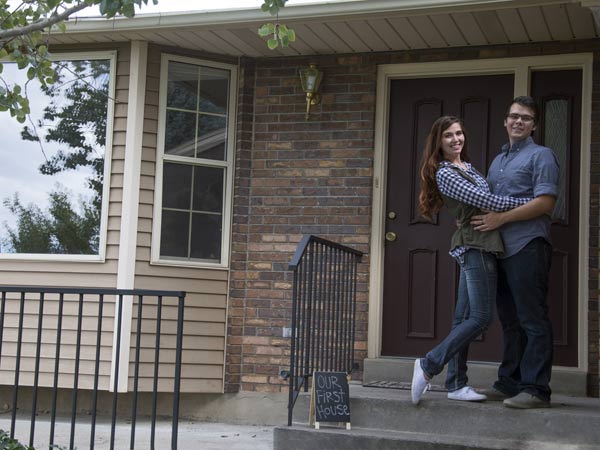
381,71,581,367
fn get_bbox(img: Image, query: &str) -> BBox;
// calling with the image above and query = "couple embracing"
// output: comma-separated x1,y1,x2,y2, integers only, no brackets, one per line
411,96,558,410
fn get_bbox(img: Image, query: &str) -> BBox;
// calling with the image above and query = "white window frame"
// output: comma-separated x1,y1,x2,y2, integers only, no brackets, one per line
151,54,237,269
0,51,116,262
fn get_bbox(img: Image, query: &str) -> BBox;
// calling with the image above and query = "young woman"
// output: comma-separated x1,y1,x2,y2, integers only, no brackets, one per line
412,116,531,405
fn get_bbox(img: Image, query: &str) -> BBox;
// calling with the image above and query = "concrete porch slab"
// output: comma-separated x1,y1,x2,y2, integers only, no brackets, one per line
363,358,588,396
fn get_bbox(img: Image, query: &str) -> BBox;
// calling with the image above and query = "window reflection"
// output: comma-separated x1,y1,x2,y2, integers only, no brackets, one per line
0,58,111,255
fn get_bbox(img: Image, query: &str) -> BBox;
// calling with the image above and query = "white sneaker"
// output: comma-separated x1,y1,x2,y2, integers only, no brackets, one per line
447,386,487,402
411,358,431,405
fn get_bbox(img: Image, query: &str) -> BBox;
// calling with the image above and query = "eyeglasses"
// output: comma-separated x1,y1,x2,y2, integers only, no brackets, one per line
506,113,535,123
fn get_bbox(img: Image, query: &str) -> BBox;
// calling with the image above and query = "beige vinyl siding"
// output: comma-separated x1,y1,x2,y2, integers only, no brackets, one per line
0,293,116,390
0,44,130,389
129,45,230,394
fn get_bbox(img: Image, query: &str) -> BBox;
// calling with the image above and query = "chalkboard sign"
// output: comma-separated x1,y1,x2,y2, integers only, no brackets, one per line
309,371,351,429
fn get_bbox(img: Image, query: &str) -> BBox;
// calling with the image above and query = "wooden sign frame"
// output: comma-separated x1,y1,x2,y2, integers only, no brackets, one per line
309,371,351,430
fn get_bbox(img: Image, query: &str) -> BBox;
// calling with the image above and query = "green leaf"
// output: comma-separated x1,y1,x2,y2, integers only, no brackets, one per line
57,22,67,33
267,38,279,50
122,3,135,18
258,23,275,37
278,24,288,39
27,67,35,80
287,28,296,42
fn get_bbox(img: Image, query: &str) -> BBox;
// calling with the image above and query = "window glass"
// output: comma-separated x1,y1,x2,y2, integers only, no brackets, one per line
197,114,227,161
544,98,569,222
191,213,222,260
165,110,196,156
199,67,229,115
162,163,192,209
193,166,224,213
159,58,232,265
160,210,190,258
0,58,111,255
167,62,198,110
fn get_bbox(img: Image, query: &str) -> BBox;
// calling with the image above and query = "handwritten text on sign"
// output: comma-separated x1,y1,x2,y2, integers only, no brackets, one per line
313,371,350,422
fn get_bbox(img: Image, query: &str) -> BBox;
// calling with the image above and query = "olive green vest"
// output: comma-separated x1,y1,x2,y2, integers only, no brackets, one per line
441,167,505,256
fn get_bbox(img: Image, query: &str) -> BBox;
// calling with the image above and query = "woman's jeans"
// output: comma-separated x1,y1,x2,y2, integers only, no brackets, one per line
421,249,496,392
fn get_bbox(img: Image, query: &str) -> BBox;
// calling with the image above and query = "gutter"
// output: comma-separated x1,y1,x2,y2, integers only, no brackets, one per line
64,0,571,33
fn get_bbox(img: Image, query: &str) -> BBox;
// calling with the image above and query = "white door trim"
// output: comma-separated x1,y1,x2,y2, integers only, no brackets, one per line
369,53,593,372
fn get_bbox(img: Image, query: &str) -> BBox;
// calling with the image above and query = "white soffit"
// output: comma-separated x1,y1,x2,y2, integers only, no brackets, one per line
53,0,599,57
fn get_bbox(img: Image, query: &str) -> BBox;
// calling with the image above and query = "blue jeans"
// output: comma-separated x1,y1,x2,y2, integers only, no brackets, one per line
493,238,553,401
421,249,496,392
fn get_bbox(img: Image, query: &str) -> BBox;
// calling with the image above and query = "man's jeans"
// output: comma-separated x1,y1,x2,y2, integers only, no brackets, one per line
493,237,553,401
421,249,496,392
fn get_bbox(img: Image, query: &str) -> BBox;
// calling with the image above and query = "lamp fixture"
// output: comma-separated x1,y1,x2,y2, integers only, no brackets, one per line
298,63,323,120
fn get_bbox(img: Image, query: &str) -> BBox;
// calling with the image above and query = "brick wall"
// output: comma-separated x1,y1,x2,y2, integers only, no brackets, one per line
227,41,600,396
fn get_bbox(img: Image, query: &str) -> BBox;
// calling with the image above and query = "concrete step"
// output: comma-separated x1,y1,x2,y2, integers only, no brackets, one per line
274,425,598,450
279,384,600,450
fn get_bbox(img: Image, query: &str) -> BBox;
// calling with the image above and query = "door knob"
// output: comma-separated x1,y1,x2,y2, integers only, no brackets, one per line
388,211,397,220
385,231,397,242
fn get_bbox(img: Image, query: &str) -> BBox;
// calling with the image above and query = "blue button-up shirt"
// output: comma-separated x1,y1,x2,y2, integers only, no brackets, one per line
487,136,559,258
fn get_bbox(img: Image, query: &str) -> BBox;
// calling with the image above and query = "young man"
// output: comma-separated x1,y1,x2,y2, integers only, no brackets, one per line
471,96,559,409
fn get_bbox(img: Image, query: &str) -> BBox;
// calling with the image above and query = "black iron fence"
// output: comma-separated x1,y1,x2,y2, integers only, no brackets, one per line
0,286,185,450
284,235,363,426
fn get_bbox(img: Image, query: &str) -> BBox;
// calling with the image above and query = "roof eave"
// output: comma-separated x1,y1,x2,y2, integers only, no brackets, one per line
64,0,566,34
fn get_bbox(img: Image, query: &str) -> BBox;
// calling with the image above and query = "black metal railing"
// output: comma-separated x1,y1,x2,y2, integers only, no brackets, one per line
0,286,185,450
284,235,363,426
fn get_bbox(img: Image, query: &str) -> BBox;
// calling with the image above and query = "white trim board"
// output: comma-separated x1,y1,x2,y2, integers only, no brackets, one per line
369,53,593,374
111,41,148,393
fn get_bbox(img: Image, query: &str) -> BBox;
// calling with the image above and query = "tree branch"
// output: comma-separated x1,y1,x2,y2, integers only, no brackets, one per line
0,2,91,42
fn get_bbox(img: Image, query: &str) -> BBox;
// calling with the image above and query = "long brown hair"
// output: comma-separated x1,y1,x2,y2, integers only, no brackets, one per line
418,116,470,220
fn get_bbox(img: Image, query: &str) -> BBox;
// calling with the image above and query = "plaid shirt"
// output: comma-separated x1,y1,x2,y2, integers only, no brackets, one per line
436,161,531,258
436,161,531,212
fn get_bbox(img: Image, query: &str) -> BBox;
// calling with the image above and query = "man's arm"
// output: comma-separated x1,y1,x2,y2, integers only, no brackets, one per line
471,195,556,231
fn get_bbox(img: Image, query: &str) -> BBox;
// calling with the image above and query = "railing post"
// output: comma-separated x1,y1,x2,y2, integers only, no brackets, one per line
151,295,164,450
30,292,44,447
172,293,186,449
288,266,299,426
11,292,26,439
130,295,144,450
91,294,105,450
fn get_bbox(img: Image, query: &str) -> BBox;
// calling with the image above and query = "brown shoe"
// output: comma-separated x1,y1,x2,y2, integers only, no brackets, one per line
503,392,550,409
479,388,511,401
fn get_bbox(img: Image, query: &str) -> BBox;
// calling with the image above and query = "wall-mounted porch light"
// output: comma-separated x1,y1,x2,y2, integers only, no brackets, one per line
298,63,323,120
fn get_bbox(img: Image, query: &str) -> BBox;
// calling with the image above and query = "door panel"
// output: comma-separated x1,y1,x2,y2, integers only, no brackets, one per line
382,74,514,359
531,69,582,367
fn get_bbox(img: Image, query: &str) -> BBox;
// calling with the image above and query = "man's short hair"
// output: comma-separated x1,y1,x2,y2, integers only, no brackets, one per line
507,96,540,124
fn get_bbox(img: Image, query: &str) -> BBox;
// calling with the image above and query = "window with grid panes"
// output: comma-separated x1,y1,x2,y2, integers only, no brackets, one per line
154,56,235,265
